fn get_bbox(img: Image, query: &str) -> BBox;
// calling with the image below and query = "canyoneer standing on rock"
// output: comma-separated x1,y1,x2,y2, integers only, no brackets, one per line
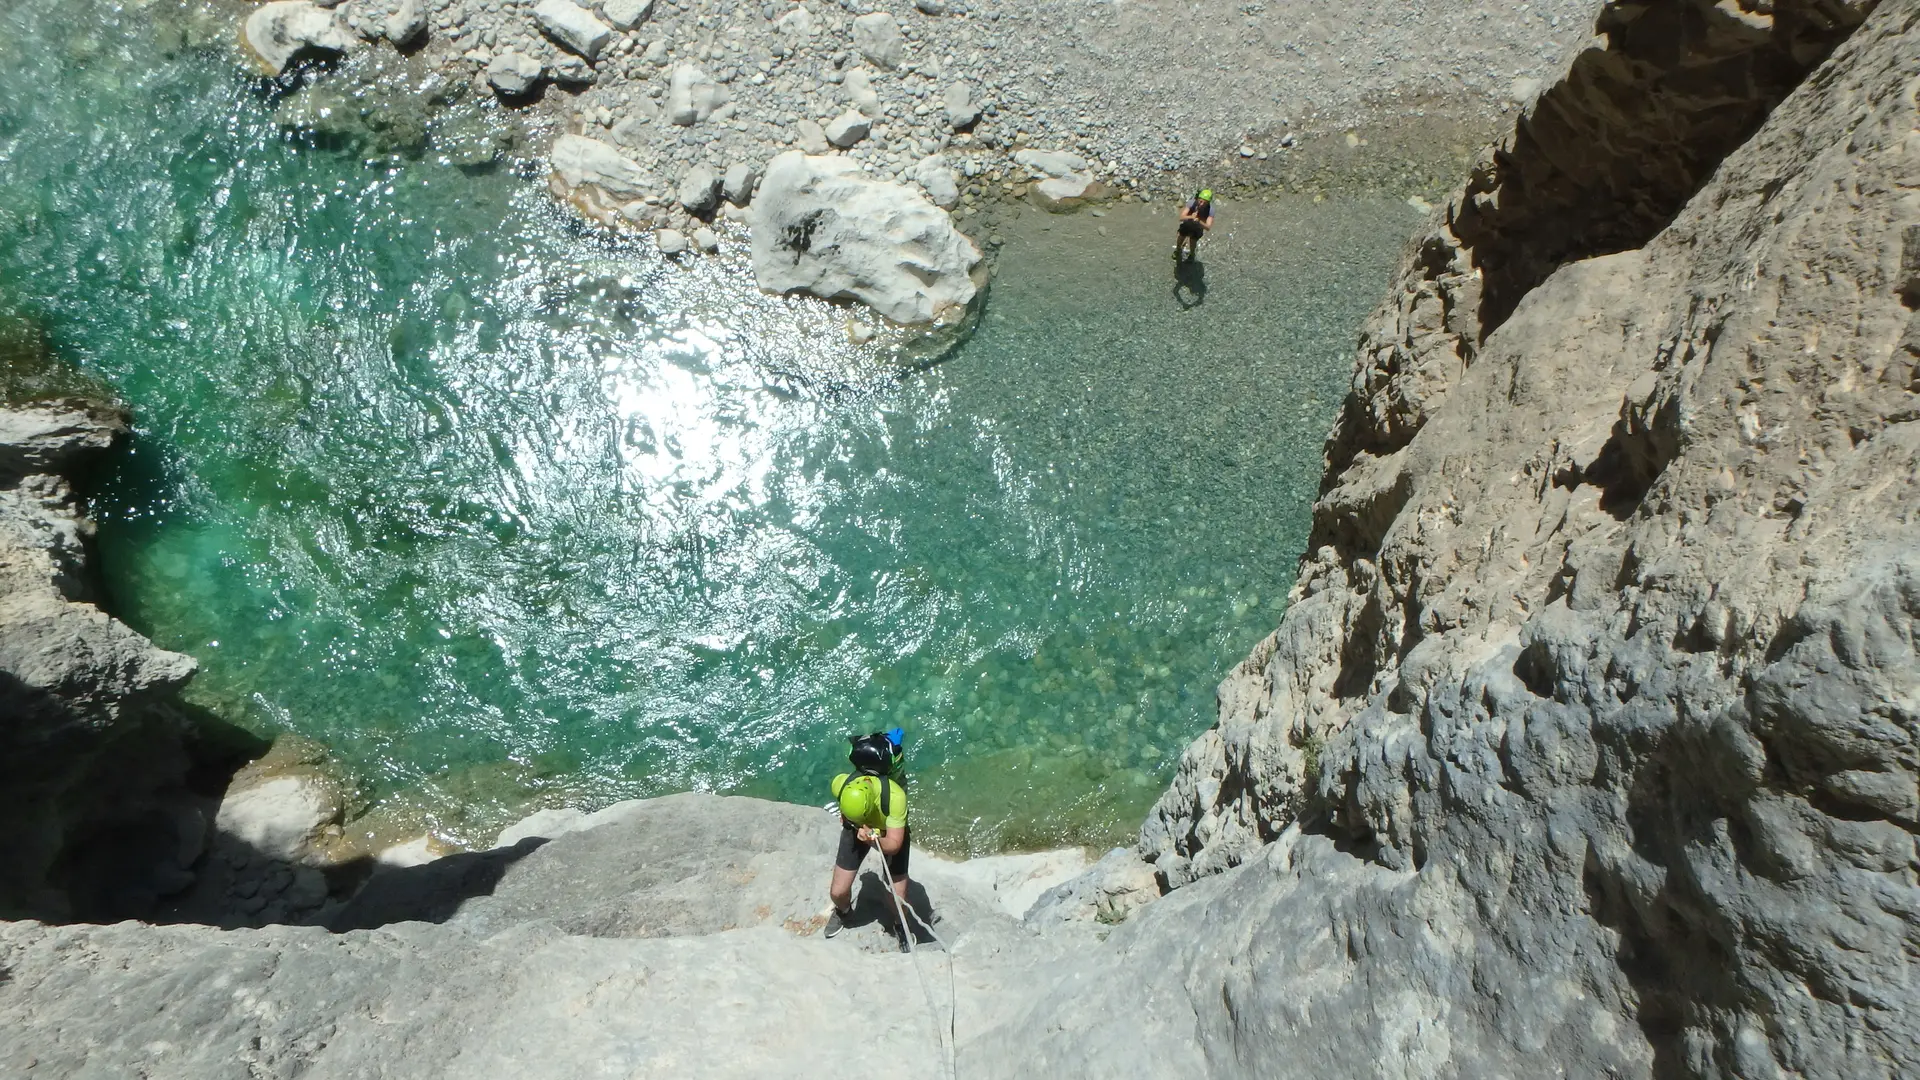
1176,188,1215,260
826,728,913,949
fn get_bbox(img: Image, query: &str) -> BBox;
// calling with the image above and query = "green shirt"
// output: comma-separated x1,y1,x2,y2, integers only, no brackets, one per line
832,772,908,832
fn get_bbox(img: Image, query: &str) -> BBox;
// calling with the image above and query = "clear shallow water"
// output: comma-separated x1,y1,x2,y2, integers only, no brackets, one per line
0,0,1413,853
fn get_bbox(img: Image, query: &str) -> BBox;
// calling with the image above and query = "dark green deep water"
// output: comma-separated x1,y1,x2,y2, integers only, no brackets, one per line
0,0,1413,852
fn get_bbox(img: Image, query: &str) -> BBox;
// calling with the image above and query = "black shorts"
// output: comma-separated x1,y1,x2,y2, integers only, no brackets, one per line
836,822,910,879
1178,219,1205,239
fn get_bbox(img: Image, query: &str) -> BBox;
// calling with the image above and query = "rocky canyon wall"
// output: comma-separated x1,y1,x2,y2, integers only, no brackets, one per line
993,0,1918,1076
0,400,240,921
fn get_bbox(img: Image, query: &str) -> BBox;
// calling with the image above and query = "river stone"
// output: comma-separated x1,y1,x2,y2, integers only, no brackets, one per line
913,0,946,13
1031,173,1109,212
666,64,726,125
823,110,870,148
385,0,426,45
212,775,340,864
487,51,544,95
912,154,959,208
243,1,354,76
677,164,721,214
551,53,594,84
794,118,829,153
943,82,978,130
775,5,814,37
844,68,880,115
851,12,903,69
692,227,720,253
750,151,984,325
656,228,689,255
549,133,651,199
600,0,652,31
1012,148,1087,179
722,162,760,206
533,0,611,60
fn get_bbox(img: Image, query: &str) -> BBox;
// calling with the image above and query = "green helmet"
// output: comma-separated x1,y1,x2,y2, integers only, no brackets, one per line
836,775,878,821
1198,189,1213,201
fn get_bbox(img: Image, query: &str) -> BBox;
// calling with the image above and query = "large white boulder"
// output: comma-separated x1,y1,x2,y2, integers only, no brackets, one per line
549,133,652,199
750,151,984,326
851,11,904,68
534,0,612,59
243,1,354,76
666,64,727,125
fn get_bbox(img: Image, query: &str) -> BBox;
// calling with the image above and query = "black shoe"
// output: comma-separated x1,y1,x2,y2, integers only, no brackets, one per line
894,924,912,953
825,908,849,939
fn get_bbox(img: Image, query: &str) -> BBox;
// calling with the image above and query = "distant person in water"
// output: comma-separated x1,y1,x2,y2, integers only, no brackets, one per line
1176,189,1214,260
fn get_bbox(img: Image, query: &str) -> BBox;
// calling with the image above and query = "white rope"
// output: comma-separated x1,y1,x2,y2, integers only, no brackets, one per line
853,828,959,1080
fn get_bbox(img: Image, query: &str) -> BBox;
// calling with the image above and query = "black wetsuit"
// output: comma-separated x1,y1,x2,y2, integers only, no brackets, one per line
1179,198,1213,238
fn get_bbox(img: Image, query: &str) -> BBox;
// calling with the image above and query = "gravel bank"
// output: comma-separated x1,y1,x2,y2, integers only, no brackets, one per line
242,0,1599,235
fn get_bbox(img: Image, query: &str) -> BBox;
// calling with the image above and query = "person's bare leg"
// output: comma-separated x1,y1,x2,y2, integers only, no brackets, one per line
829,866,856,914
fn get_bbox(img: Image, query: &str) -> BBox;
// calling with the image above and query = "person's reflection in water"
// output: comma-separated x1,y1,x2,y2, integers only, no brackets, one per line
1174,257,1207,309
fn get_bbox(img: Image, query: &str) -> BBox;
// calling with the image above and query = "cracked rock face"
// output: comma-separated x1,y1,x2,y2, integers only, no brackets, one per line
1045,1,1919,1076
0,402,204,920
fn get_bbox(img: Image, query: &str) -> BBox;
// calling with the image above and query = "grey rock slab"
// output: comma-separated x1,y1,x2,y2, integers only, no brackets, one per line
385,0,427,44
666,63,727,125
851,11,904,69
1011,147,1086,178
677,164,721,214
656,228,689,254
599,0,652,31
844,67,880,114
942,81,978,130
212,774,342,864
749,150,984,325
722,161,760,205
0,405,121,479
823,109,870,148
692,227,720,253
775,5,815,38
533,0,611,60
1030,172,1109,212
487,50,545,95
548,133,651,199
910,154,959,208
794,118,829,153
243,1,354,75
550,52,594,83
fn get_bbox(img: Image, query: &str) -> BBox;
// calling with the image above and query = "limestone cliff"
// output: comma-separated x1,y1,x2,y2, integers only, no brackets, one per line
1082,0,1919,1075
0,401,224,921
